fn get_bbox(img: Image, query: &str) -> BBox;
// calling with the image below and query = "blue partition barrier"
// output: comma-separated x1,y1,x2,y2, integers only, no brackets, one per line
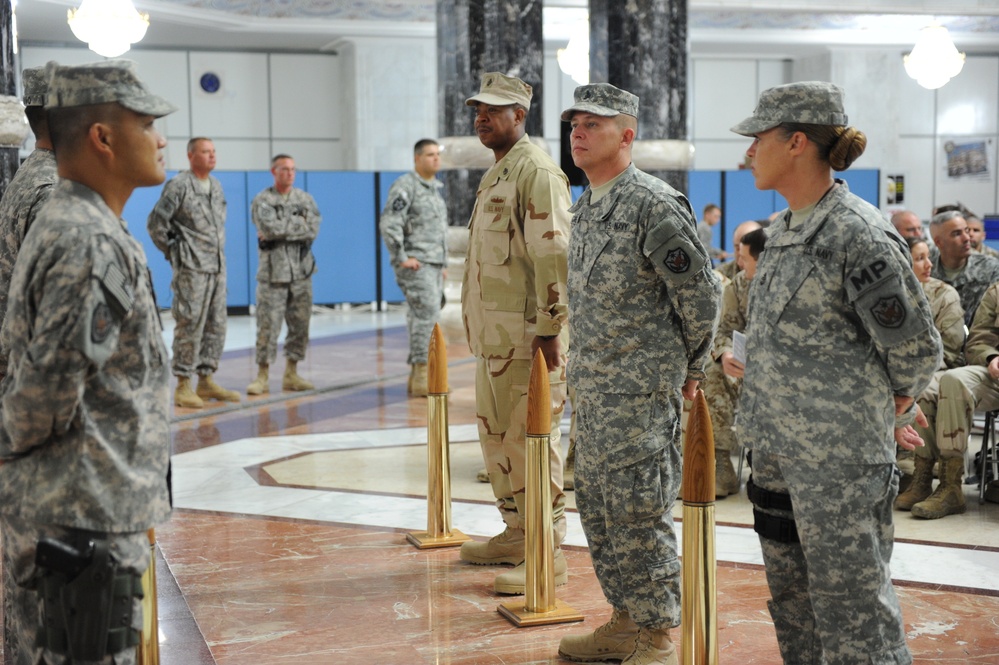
377,171,409,303
216,172,250,308
306,171,378,304
688,170,724,252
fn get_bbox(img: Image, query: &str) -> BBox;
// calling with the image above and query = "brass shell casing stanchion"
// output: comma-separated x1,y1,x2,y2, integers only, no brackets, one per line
681,389,720,665
408,324,470,549
136,528,159,665
498,349,583,627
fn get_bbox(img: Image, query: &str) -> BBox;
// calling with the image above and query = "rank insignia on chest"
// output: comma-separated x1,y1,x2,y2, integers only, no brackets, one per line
870,296,906,329
91,303,113,344
664,247,691,273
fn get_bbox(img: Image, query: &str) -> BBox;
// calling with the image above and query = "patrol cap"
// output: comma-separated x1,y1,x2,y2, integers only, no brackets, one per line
560,83,639,121
730,81,847,137
465,72,532,110
21,66,49,107
45,59,177,118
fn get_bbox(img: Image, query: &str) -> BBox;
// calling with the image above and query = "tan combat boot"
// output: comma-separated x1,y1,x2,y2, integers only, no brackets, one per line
174,376,204,409
410,363,428,397
715,449,739,498
623,626,678,665
282,360,314,391
559,608,640,662
196,374,241,403
247,364,269,395
911,456,967,519
894,454,934,511
459,526,525,565
494,548,568,594
476,468,490,483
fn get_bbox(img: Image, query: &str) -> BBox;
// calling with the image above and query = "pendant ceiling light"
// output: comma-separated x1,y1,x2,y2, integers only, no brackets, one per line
68,0,150,58
904,23,965,90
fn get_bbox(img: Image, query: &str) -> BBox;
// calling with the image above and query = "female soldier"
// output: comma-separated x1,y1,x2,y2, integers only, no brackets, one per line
731,82,942,664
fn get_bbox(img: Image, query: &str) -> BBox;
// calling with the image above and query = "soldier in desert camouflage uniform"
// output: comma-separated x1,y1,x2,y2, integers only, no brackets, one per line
457,72,571,596
0,59,175,665
732,81,941,665
148,137,240,408
557,83,720,665
0,66,58,378
703,227,766,498
247,154,321,395
379,138,448,397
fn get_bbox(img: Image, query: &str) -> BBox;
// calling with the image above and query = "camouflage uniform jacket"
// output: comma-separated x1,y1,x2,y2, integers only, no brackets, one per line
0,148,57,374
923,277,965,370
147,170,226,273
740,181,941,465
251,186,321,283
0,179,171,532
963,282,999,367
930,251,999,327
716,258,739,283
379,171,447,267
462,134,571,359
567,163,721,394
711,270,750,362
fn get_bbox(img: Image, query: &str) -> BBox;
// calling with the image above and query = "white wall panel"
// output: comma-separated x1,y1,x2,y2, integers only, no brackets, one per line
273,139,344,171
937,57,999,136
189,51,270,139
692,59,758,140
269,54,341,141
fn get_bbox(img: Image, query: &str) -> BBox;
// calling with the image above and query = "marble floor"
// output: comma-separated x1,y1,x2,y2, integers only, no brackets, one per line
10,306,999,664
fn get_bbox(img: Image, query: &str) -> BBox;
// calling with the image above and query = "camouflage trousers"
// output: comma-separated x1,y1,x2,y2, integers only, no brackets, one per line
931,366,999,459
701,359,742,452
574,390,682,630
170,268,227,378
1,515,149,665
255,278,312,365
393,263,444,365
750,450,911,665
474,356,566,530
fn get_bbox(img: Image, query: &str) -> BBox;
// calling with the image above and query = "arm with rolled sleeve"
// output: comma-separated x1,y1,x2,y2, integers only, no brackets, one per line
2,237,126,454
379,176,414,266
712,277,745,362
644,197,722,381
522,166,571,338
965,282,999,367
932,282,966,369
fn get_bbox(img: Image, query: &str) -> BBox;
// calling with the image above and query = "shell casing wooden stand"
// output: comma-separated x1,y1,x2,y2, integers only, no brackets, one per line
498,349,583,626
681,389,720,665
136,528,159,665
407,324,470,548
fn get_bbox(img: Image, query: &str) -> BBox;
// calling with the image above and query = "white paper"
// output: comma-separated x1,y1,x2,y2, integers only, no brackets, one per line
732,330,747,365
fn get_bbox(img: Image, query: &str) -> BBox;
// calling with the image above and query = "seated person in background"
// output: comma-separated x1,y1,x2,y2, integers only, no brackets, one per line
890,209,924,240
894,236,965,511
702,227,766,497
715,220,761,283
908,279,999,518
967,213,999,259
929,209,999,326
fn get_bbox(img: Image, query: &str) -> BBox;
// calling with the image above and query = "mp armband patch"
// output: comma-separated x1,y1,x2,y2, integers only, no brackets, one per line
664,247,691,273
870,295,906,328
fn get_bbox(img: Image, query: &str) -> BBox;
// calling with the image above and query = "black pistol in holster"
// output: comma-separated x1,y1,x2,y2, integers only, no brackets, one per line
258,237,276,250
35,537,144,660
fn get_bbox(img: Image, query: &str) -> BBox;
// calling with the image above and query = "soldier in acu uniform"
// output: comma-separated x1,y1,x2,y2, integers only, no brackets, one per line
0,66,58,377
557,83,721,665
379,138,448,397
458,72,571,595
247,154,321,395
147,137,240,408
929,209,999,326
731,81,941,665
0,59,175,665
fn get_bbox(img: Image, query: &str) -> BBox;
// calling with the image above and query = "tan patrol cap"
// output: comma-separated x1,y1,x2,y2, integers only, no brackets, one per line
465,72,532,110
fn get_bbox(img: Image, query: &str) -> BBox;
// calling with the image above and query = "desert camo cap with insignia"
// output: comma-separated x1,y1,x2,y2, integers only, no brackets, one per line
21,66,49,107
730,81,847,136
560,83,639,121
45,59,177,118
465,72,532,110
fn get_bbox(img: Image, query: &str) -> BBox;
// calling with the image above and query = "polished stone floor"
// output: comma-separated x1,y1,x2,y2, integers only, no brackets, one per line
12,307,999,664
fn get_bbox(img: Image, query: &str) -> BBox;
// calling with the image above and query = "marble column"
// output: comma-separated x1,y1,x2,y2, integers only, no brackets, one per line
0,0,19,198
436,0,545,228
589,0,688,193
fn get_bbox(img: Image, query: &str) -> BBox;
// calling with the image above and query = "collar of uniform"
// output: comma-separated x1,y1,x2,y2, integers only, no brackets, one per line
764,179,848,248
480,133,533,189
569,162,637,215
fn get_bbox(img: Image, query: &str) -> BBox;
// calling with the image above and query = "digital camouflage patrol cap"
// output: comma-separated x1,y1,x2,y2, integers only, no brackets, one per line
465,72,532,110
560,82,639,121
21,66,49,107
730,81,847,137
45,59,177,118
